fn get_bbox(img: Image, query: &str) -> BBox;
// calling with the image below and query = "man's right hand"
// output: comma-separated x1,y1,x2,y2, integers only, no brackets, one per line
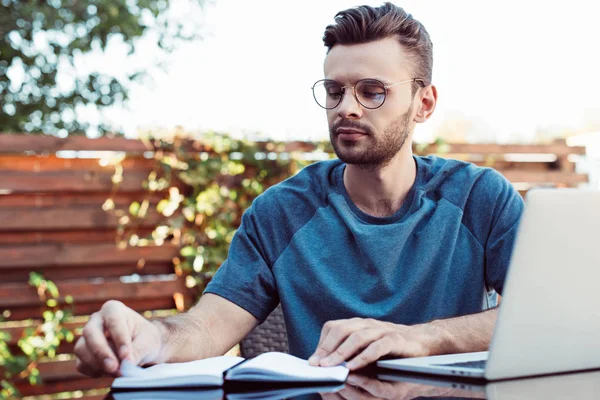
74,300,165,377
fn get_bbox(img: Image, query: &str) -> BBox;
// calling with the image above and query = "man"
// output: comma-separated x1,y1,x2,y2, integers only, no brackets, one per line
75,2,523,377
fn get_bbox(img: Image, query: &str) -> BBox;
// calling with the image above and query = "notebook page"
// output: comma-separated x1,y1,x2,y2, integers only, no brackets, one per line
113,356,244,389
119,356,244,379
227,352,348,382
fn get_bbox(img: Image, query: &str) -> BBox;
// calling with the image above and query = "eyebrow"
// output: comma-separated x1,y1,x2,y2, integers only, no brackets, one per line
324,77,392,85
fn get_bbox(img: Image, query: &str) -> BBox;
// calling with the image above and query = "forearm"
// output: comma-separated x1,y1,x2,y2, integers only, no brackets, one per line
153,311,217,363
152,293,259,363
419,308,498,355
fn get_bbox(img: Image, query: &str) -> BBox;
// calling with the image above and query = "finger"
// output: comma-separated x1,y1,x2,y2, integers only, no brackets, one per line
320,392,346,400
346,336,393,370
101,301,133,361
82,313,119,374
347,374,396,398
75,358,103,378
74,337,103,377
320,328,383,367
338,384,375,400
311,319,362,365
309,320,336,364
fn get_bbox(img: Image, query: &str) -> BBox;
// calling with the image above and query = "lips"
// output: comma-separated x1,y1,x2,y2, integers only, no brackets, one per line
336,127,367,141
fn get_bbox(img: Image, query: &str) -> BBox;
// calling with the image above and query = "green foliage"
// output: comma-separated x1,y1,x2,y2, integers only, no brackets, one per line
109,132,334,292
0,272,74,399
0,0,204,136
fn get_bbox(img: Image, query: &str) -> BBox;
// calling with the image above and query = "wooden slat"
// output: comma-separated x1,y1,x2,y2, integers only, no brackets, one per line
0,134,586,156
0,243,178,268
2,321,86,344
3,297,191,321
0,134,150,153
420,142,586,156
0,192,164,208
0,228,156,245
0,262,175,283
499,170,588,184
0,170,151,193
0,277,188,307
0,207,164,231
17,378,112,397
0,154,156,172
472,160,562,171
16,362,114,396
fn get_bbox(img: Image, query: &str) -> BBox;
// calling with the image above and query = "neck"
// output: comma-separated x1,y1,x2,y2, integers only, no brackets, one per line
343,145,417,217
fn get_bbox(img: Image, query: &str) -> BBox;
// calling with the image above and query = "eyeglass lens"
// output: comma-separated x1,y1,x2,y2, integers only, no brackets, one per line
312,79,387,109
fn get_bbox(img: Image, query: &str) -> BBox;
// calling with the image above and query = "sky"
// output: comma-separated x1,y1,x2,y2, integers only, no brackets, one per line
100,0,600,144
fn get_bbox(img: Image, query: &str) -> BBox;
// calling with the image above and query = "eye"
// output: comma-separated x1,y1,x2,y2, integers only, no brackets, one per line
324,83,343,99
358,84,385,100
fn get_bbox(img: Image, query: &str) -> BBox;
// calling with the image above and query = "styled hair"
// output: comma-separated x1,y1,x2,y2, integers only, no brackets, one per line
323,2,433,87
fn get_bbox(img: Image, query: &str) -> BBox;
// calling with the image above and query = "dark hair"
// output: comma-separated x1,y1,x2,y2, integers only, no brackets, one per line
323,2,433,88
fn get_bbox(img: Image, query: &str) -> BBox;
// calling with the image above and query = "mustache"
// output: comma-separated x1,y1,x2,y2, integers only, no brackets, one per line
330,120,373,136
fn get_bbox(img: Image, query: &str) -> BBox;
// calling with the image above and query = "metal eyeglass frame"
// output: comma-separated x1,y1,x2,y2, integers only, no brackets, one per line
311,78,426,110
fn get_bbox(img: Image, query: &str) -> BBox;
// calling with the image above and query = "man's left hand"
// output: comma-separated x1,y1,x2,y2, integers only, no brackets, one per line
308,318,440,370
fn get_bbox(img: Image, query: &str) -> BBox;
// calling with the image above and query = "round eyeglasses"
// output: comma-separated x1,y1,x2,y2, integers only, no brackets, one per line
311,78,425,110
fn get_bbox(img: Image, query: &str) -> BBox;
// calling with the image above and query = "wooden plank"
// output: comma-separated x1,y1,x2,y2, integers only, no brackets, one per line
0,154,156,172
0,134,149,153
0,192,164,208
499,170,588,184
0,207,164,231
2,297,191,321
0,228,156,245
0,277,189,307
470,160,561,171
0,262,174,283
0,243,178,268
0,170,151,193
16,367,113,397
3,321,86,345
418,142,586,156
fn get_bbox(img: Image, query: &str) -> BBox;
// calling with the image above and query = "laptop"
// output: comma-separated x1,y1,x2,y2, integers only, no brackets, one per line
376,369,600,399
378,189,600,380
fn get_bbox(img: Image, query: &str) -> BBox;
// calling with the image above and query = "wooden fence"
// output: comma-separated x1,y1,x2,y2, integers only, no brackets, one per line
0,134,588,398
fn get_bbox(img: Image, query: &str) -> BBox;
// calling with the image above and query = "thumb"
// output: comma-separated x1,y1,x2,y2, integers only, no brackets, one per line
129,327,160,366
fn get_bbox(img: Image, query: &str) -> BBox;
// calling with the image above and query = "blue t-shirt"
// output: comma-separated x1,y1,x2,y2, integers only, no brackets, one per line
205,156,524,359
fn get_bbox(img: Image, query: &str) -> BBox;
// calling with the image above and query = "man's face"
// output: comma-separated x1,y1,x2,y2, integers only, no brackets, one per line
323,37,417,167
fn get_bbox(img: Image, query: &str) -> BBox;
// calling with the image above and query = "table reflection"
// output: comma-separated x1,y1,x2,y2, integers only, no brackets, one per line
106,368,600,400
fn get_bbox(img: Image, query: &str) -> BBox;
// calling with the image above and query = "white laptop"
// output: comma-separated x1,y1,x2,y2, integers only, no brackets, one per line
378,189,600,380
376,369,600,399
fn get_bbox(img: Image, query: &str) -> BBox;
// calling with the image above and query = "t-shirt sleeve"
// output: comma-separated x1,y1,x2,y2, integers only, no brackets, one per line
203,204,279,322
482,169,525,295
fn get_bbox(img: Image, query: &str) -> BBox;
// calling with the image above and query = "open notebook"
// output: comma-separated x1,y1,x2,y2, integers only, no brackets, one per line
112,352,349,390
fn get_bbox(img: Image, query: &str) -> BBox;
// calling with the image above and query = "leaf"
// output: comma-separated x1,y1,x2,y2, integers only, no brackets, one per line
129,201,141,217
180,246,196,257
45,281,59,298
28,272,43,288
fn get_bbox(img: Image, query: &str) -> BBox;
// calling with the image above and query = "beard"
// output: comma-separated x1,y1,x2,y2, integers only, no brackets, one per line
329,105,413,169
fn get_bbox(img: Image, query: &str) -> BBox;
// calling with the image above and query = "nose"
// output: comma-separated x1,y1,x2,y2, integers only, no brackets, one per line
336,88,363,120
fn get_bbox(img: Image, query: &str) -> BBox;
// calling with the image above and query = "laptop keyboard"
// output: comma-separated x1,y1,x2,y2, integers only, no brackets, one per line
434,360,487,369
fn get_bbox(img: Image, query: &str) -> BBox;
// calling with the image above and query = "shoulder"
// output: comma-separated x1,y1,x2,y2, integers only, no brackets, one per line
416,155,524,245
416,155,517,208
245,158,342,224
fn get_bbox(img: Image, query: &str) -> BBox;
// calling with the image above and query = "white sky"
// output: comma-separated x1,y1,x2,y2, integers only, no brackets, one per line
103,0,600,143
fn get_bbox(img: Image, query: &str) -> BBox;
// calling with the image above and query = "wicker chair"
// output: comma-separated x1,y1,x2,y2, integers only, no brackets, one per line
239,304,289,358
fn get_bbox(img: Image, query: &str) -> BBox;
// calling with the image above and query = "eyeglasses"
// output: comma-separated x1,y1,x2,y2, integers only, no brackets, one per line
311,78,425,110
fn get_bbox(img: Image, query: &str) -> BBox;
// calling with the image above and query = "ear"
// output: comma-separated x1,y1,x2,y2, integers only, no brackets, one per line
414,84,437,123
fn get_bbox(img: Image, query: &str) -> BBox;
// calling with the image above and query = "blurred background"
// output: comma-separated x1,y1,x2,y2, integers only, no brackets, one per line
2,0,600,143
1,1,599,398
